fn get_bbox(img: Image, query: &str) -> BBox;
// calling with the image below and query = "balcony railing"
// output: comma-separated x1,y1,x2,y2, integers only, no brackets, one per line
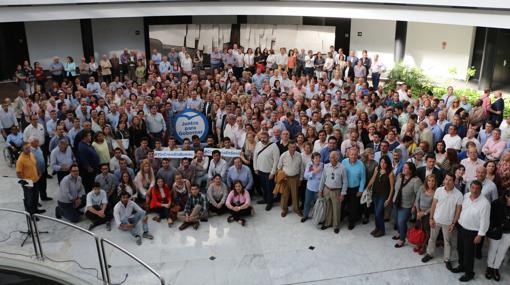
0,207,165,285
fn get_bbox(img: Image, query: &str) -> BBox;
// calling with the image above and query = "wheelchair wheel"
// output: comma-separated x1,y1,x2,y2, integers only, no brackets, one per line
3,147,13,168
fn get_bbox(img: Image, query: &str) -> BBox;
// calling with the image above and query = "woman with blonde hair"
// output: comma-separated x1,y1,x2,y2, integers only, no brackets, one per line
415,174,437,255
134,159,155,198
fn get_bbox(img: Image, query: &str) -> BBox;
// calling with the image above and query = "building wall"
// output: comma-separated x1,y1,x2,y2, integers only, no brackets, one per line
25,20,83,68
404,22,475,80
91,17,145,59
350,19,396,69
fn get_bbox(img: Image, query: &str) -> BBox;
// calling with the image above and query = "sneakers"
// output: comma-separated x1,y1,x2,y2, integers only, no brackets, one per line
106,222,111,231
142,232,154,239
55,206,62,219
135,235,142,245
421,254,433,263
334,228,340,234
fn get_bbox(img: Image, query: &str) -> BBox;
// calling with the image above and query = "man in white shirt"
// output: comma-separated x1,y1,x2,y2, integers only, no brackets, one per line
253,131,280,211
85,182,111,231
461,146,485,181
114,191,153,245
207,150,228,181
275,48,288,70
277,141,302,217
467,166,498,203
451,180,490,282
422,173,463,269
23,114,45,146
443,125,462,151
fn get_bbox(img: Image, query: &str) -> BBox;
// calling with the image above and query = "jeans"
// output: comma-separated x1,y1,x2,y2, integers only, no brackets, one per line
395,206,412,242
194,174,209,193
258,171,274,205
373,196,386,233
303,189,318,218
58,195,86,223
120,210,147,237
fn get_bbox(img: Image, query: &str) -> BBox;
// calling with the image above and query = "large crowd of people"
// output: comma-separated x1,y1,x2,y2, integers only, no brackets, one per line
6,43,510,282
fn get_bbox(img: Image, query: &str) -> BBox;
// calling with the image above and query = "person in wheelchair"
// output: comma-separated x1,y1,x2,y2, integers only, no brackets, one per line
6,125,23,162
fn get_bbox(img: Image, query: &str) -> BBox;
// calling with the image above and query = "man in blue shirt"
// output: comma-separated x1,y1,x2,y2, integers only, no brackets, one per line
320,137,341,164
282,112,301,140
251,68,267,92
428,114,443,145
77,130,100,193
341,147,366,229
227,157,254,192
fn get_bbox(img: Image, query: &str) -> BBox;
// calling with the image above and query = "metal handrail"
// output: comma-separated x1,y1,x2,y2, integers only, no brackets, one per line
0,207,40,258
100,238,165,285
0,208,165,285
33,214,107,282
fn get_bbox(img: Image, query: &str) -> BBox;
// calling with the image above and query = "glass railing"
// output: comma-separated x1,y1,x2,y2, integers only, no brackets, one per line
0,207,165,285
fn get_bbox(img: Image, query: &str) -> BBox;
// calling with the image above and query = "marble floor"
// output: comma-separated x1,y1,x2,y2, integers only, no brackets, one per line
0,160,508,285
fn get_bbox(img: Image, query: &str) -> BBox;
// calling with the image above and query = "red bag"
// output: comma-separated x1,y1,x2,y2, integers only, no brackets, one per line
407,221,426,246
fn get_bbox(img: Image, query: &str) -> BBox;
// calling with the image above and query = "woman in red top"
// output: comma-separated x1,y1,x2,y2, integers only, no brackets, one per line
149,177,173,226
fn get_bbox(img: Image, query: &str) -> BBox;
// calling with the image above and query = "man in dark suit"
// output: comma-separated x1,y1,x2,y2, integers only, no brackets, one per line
366,132,382,152
202,94,214,137
416,153,444,183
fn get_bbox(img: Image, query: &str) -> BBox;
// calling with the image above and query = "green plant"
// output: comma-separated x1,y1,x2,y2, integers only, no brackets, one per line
385,62,433,96
386,63,510,117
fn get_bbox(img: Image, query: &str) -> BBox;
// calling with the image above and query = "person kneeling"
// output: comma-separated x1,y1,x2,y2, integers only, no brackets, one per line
149,178,173,227
226,181,252,226
179,184,207,231
56,164,86,223
85,182,112,231
114,191,153,245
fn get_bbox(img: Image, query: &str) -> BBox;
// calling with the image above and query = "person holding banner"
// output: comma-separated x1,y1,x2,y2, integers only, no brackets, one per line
208,150,228,183
192,149,209,192
253,131,280,211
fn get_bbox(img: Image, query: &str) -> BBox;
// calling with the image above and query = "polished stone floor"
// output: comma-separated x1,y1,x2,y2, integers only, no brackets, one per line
0,159,508,285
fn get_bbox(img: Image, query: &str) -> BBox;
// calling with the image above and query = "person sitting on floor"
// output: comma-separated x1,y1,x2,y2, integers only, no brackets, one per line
85,182,112,231
179,184,207,231
226,180,252,226
113,191,154,245
207,174,229,216
149,177,173,227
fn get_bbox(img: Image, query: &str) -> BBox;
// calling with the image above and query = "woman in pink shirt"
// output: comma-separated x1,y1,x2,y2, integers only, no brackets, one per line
226,181,252,226
481,88,492,116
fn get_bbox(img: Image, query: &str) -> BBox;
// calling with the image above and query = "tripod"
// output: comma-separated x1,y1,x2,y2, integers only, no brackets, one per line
18,179,49,248
19,214,48,247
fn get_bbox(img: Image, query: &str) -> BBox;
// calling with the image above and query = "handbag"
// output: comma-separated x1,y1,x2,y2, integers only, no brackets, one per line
407,221,426,246
312,197,326,227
